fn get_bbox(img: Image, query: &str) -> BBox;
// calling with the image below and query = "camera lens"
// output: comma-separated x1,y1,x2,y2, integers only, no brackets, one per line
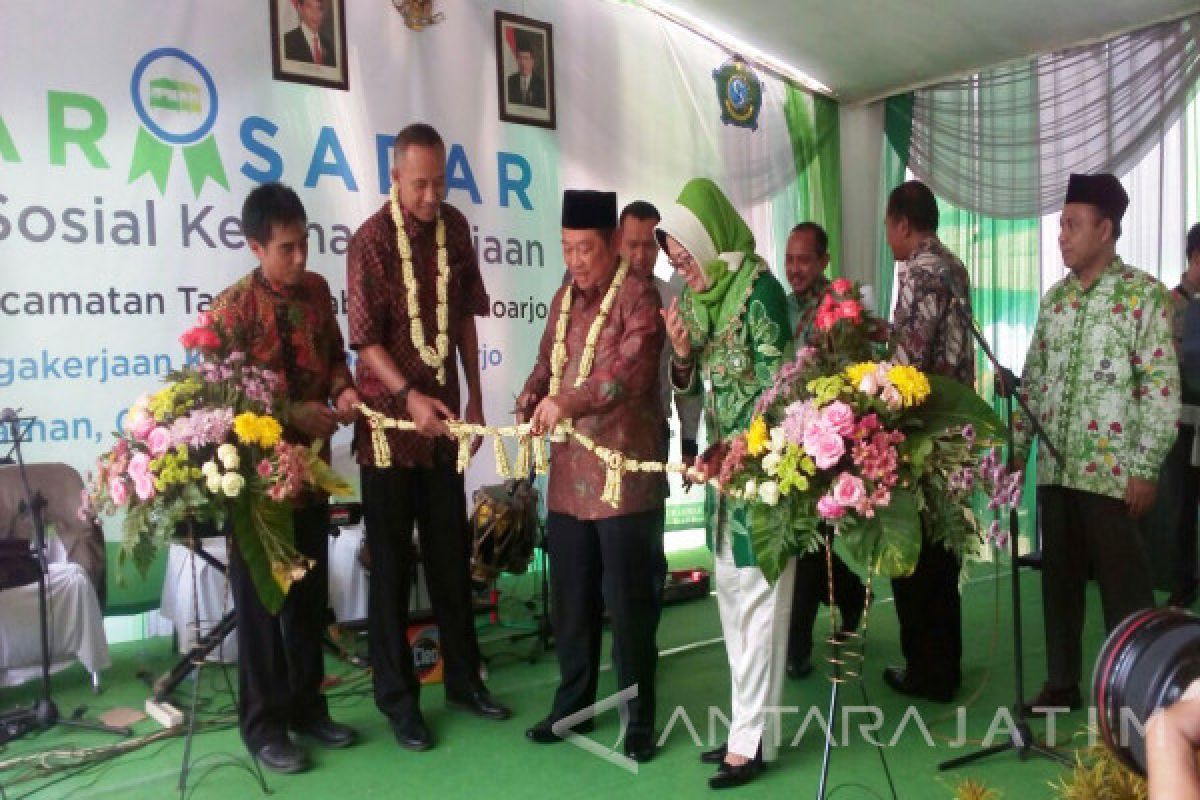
1092,607,1200,775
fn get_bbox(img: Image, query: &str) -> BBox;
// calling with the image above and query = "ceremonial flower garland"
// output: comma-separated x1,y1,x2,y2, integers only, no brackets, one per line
389,185,451,385
548,259,629,397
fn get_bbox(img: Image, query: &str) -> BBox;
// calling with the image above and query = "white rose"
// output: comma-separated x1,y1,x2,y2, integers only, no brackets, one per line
881,385,903,411
220,472,245,498
201,460,220,478
761,452,782,476
758,480,781,507
769,427,787,453
744,479,758,499
217,444,240,470
205,474,223,494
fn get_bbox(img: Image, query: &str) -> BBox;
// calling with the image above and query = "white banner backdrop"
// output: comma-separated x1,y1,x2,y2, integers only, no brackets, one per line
0,1,809,530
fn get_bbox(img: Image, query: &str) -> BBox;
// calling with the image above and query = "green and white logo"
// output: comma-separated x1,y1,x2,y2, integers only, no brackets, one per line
128,48,228,195
712,56,763,132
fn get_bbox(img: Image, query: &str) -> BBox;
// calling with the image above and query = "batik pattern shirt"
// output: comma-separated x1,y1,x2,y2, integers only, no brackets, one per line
890,236,975,386
787,276,831,346
1014,258,1180,499
519,270,666,520
347,202,490,468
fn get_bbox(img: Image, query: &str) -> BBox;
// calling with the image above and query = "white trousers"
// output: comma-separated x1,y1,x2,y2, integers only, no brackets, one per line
714,534,796,761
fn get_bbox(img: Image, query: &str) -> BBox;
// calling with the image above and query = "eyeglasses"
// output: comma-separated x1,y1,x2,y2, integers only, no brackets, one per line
667,253,695,271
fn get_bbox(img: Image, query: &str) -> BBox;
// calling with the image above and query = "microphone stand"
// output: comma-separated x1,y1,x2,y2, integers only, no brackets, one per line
934,293,1071,770
0,411,131,744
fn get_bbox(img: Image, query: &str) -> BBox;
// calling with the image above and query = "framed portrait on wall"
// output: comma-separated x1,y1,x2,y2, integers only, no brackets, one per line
494,11,556,129
270,0,349,91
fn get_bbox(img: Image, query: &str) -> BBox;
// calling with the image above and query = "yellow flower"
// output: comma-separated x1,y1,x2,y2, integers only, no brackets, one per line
746,416,769,457
845,362,877,387
257,416,283,448
886,364,931,407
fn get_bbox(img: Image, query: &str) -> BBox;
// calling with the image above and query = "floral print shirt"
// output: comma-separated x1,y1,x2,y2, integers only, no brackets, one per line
889,236,975,387
519,269,666,520
1015,257,1180,498
787,276,831,346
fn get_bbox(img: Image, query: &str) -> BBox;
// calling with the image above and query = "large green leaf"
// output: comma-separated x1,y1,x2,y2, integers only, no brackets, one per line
905,375,1004,441
872,487,922,577
231,493,293,614
748,500,822,584
837,487,922,578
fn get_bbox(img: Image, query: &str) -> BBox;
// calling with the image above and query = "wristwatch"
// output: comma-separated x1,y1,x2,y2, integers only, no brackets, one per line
394,385,412,410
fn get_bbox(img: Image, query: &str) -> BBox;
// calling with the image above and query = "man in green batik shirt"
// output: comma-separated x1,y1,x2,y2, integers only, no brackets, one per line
1014,173,1180,713
657,178,794,790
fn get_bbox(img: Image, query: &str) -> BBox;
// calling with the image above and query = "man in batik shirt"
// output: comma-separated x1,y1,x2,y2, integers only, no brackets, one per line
1016,173,1179,711
210,182,359,774
518,190,666,763
347,123,509,754
782,221,866,678
1165,222,1200,608
883,180,975,703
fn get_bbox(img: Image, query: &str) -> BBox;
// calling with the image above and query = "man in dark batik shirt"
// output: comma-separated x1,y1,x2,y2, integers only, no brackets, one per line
347,123,509,754
883,180,975,704
517,190,666,763
210,182,360,775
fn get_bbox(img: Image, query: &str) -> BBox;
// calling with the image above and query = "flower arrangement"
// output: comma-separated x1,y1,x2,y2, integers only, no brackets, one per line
82,313,351,612
714,281,1018,582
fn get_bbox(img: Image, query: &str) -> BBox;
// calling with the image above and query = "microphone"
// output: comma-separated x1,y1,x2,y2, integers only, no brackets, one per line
0,408,20,424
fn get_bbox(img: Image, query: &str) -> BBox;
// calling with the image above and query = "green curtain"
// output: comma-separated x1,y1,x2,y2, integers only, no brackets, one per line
774,84,843,276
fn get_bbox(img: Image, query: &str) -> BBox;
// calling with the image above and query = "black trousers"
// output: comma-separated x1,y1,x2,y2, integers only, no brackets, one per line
361,460,483,722
1040,485,1155,690
228,502,331,753
788,548,865,666
1169,425,1200,593
890,540,962,692
545,508,664,738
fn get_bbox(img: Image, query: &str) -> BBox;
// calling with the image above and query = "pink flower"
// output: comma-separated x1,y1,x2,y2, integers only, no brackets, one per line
782,400,820,444
831,278,853,295
820,401,856,437
127,452,152,483
108,476,129,505
77,488,94,522
127,410,157,440
831,472,866,508
133,474,156,501
257,458,273,478
817,494,846,519
804,428,845,470
146,426,173,456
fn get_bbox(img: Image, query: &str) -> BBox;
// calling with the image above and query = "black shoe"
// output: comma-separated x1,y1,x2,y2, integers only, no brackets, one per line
624,731,656,763
1022,684,1082,715
255,741,309,774
446,688,512,721
391,713,434,752
700,743,727,764
293,717,357,749
883,666,955,703
709,754,765,789
787,659,814,679
525,715,595,744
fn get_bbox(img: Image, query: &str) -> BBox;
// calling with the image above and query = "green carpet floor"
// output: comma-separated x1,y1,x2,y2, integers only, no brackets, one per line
0,549,1148,799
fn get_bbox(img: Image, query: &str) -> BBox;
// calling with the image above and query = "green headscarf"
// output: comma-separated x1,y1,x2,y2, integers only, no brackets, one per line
656,178,764,342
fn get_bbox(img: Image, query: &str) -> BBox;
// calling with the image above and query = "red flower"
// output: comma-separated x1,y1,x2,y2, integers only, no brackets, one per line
1154,347,1164,358
1162,387,1172,397
1112,465,1122,476
1053,303,1063,313
831,278,853,295
815,310,838,331
1113,303,1125,313
1132,355,1143,365
1085,463,1097,473
835,300,862,324
1109,422,1122,433
1133,309,1143,320
1087,420,1099,431
180,325,220,351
